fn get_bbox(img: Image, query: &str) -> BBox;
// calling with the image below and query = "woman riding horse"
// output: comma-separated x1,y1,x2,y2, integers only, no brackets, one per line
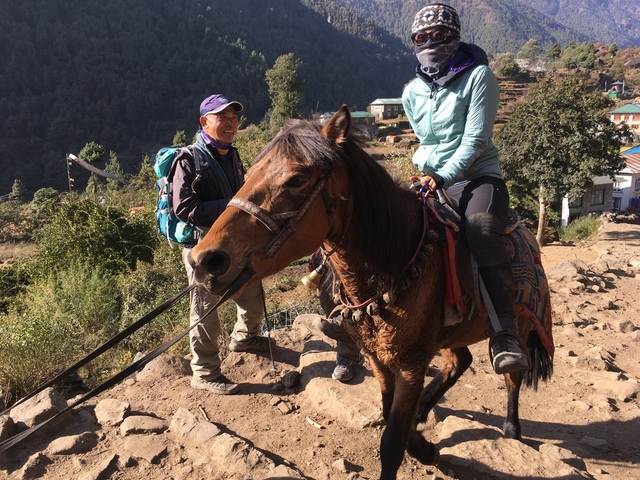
403,3,530,375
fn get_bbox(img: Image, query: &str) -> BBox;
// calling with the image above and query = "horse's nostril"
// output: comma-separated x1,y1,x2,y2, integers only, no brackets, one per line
200,249,231,276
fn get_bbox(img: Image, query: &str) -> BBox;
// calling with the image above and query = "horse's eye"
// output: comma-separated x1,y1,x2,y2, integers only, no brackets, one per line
285,175,307,189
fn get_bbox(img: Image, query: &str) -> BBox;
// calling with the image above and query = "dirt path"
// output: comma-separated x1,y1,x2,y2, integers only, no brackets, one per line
2,220,640,480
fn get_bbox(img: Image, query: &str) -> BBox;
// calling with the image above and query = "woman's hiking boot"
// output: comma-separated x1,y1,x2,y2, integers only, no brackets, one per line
489,327,531,374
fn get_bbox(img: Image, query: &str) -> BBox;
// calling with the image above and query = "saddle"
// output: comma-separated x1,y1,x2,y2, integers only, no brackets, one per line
425,197,554,357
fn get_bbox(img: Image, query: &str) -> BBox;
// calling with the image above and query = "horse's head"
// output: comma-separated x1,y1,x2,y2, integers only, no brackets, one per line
189,106,354,296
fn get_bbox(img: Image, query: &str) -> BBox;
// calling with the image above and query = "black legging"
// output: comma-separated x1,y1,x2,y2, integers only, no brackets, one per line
447,176,514,322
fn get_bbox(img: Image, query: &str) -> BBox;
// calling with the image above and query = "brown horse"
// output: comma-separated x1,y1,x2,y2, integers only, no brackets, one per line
189,106,553,480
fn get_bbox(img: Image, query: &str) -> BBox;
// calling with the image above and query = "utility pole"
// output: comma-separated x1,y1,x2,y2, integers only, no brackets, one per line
66,154,74,192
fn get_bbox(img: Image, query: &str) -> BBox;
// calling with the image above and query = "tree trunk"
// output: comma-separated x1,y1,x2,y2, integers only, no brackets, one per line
536,186,548,247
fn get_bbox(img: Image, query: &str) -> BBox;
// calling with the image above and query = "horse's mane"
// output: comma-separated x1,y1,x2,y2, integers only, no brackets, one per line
259,119,422,293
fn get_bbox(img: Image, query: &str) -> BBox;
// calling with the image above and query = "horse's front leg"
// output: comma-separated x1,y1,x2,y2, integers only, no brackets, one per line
367,355,396,422
379,368,428,480
503,371,523,439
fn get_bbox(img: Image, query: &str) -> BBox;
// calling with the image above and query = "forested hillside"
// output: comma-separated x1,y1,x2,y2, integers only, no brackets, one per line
0,0,415,194
1,0,636,196
516,0,640,49
337,0,586,53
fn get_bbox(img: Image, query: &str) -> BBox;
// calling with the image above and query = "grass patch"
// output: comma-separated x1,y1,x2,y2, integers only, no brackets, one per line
559,216,601,242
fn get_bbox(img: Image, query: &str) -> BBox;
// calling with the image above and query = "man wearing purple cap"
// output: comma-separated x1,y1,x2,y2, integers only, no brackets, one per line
172,94,275,395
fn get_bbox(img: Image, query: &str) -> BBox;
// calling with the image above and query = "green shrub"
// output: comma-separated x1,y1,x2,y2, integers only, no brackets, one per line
115,242,189,353
0,259,33,314
0,261,120,408
235,125,276,168
36,196,157,275
559,216,601,242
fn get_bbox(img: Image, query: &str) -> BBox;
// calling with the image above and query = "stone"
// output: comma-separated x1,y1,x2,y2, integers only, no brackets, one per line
119,415,167,436
438,416,589,479
187,421,221,444
0,415,14,442
297,342,382,429
135,354,191,381
77,453,118,480
168,407,220,446
538,443,587,470
332,457,359,473
277,400,294,414
592,378,640,401
94,398,130,427
205,432,275,477
615,319,636,333
17,452,52,480
48,431,99,455
570,346,617,371
169,407,199,437
579,436,611,451
9,388,69,433
264,464,304,479
122,435,168,464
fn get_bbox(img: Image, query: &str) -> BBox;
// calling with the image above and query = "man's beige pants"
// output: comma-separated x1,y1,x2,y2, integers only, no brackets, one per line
182,247,264,380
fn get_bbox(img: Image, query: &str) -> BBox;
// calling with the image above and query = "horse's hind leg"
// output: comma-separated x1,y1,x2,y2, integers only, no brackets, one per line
503,371,523,439
415,347,473,424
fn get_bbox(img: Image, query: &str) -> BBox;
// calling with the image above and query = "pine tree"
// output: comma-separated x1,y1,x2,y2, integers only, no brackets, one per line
265,53,304,128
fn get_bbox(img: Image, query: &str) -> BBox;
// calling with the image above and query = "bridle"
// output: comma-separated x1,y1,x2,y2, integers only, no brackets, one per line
227,175,328,258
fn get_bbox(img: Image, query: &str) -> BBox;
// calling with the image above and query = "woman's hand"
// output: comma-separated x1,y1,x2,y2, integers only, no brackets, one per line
410,173,444,192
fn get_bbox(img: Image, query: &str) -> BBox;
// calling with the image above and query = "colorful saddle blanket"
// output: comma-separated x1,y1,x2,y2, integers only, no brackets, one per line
426,199,554,358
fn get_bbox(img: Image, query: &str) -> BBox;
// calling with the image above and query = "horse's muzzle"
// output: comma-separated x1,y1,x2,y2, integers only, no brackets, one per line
189,248,234,293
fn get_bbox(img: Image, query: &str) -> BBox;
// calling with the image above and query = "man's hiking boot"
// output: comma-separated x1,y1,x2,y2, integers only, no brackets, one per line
489,329,531,374
332,353,364,382
229,336,275,353
191,374,239,395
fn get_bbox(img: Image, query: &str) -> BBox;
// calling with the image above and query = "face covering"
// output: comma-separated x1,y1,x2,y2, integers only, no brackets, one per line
414,37,461,77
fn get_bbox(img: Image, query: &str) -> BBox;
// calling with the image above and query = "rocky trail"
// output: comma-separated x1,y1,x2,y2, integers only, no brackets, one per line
1,219,639,480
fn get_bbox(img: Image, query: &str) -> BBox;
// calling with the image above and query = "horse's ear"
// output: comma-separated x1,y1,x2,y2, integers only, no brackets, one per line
322,105,351,145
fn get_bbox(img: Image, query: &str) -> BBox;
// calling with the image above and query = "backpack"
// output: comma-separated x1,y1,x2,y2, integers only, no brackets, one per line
153,146,203,244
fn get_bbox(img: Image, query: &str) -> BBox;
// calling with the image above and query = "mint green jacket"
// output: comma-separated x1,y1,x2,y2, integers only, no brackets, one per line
402,63,502,188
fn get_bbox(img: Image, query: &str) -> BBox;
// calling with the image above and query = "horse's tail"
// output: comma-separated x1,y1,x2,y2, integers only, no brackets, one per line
523,329,553,390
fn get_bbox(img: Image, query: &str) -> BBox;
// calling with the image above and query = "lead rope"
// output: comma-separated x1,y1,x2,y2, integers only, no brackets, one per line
0,283,196,417
0,267,255,454
260,283,278,375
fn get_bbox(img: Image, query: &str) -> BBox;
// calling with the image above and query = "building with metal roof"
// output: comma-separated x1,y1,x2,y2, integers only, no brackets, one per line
610,104,640,136
370,98,404,120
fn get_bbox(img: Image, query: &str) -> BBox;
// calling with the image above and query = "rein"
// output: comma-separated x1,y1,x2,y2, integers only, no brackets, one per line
228,176,328,258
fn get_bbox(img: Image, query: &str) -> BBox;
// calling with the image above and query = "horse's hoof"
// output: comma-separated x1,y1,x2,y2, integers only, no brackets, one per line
406,439,439,465
503,421,521,440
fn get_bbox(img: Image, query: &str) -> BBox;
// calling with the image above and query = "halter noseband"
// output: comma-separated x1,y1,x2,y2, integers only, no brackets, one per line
227,176,328,258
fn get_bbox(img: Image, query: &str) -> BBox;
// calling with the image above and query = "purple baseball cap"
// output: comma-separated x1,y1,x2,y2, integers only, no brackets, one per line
199,94,244,117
